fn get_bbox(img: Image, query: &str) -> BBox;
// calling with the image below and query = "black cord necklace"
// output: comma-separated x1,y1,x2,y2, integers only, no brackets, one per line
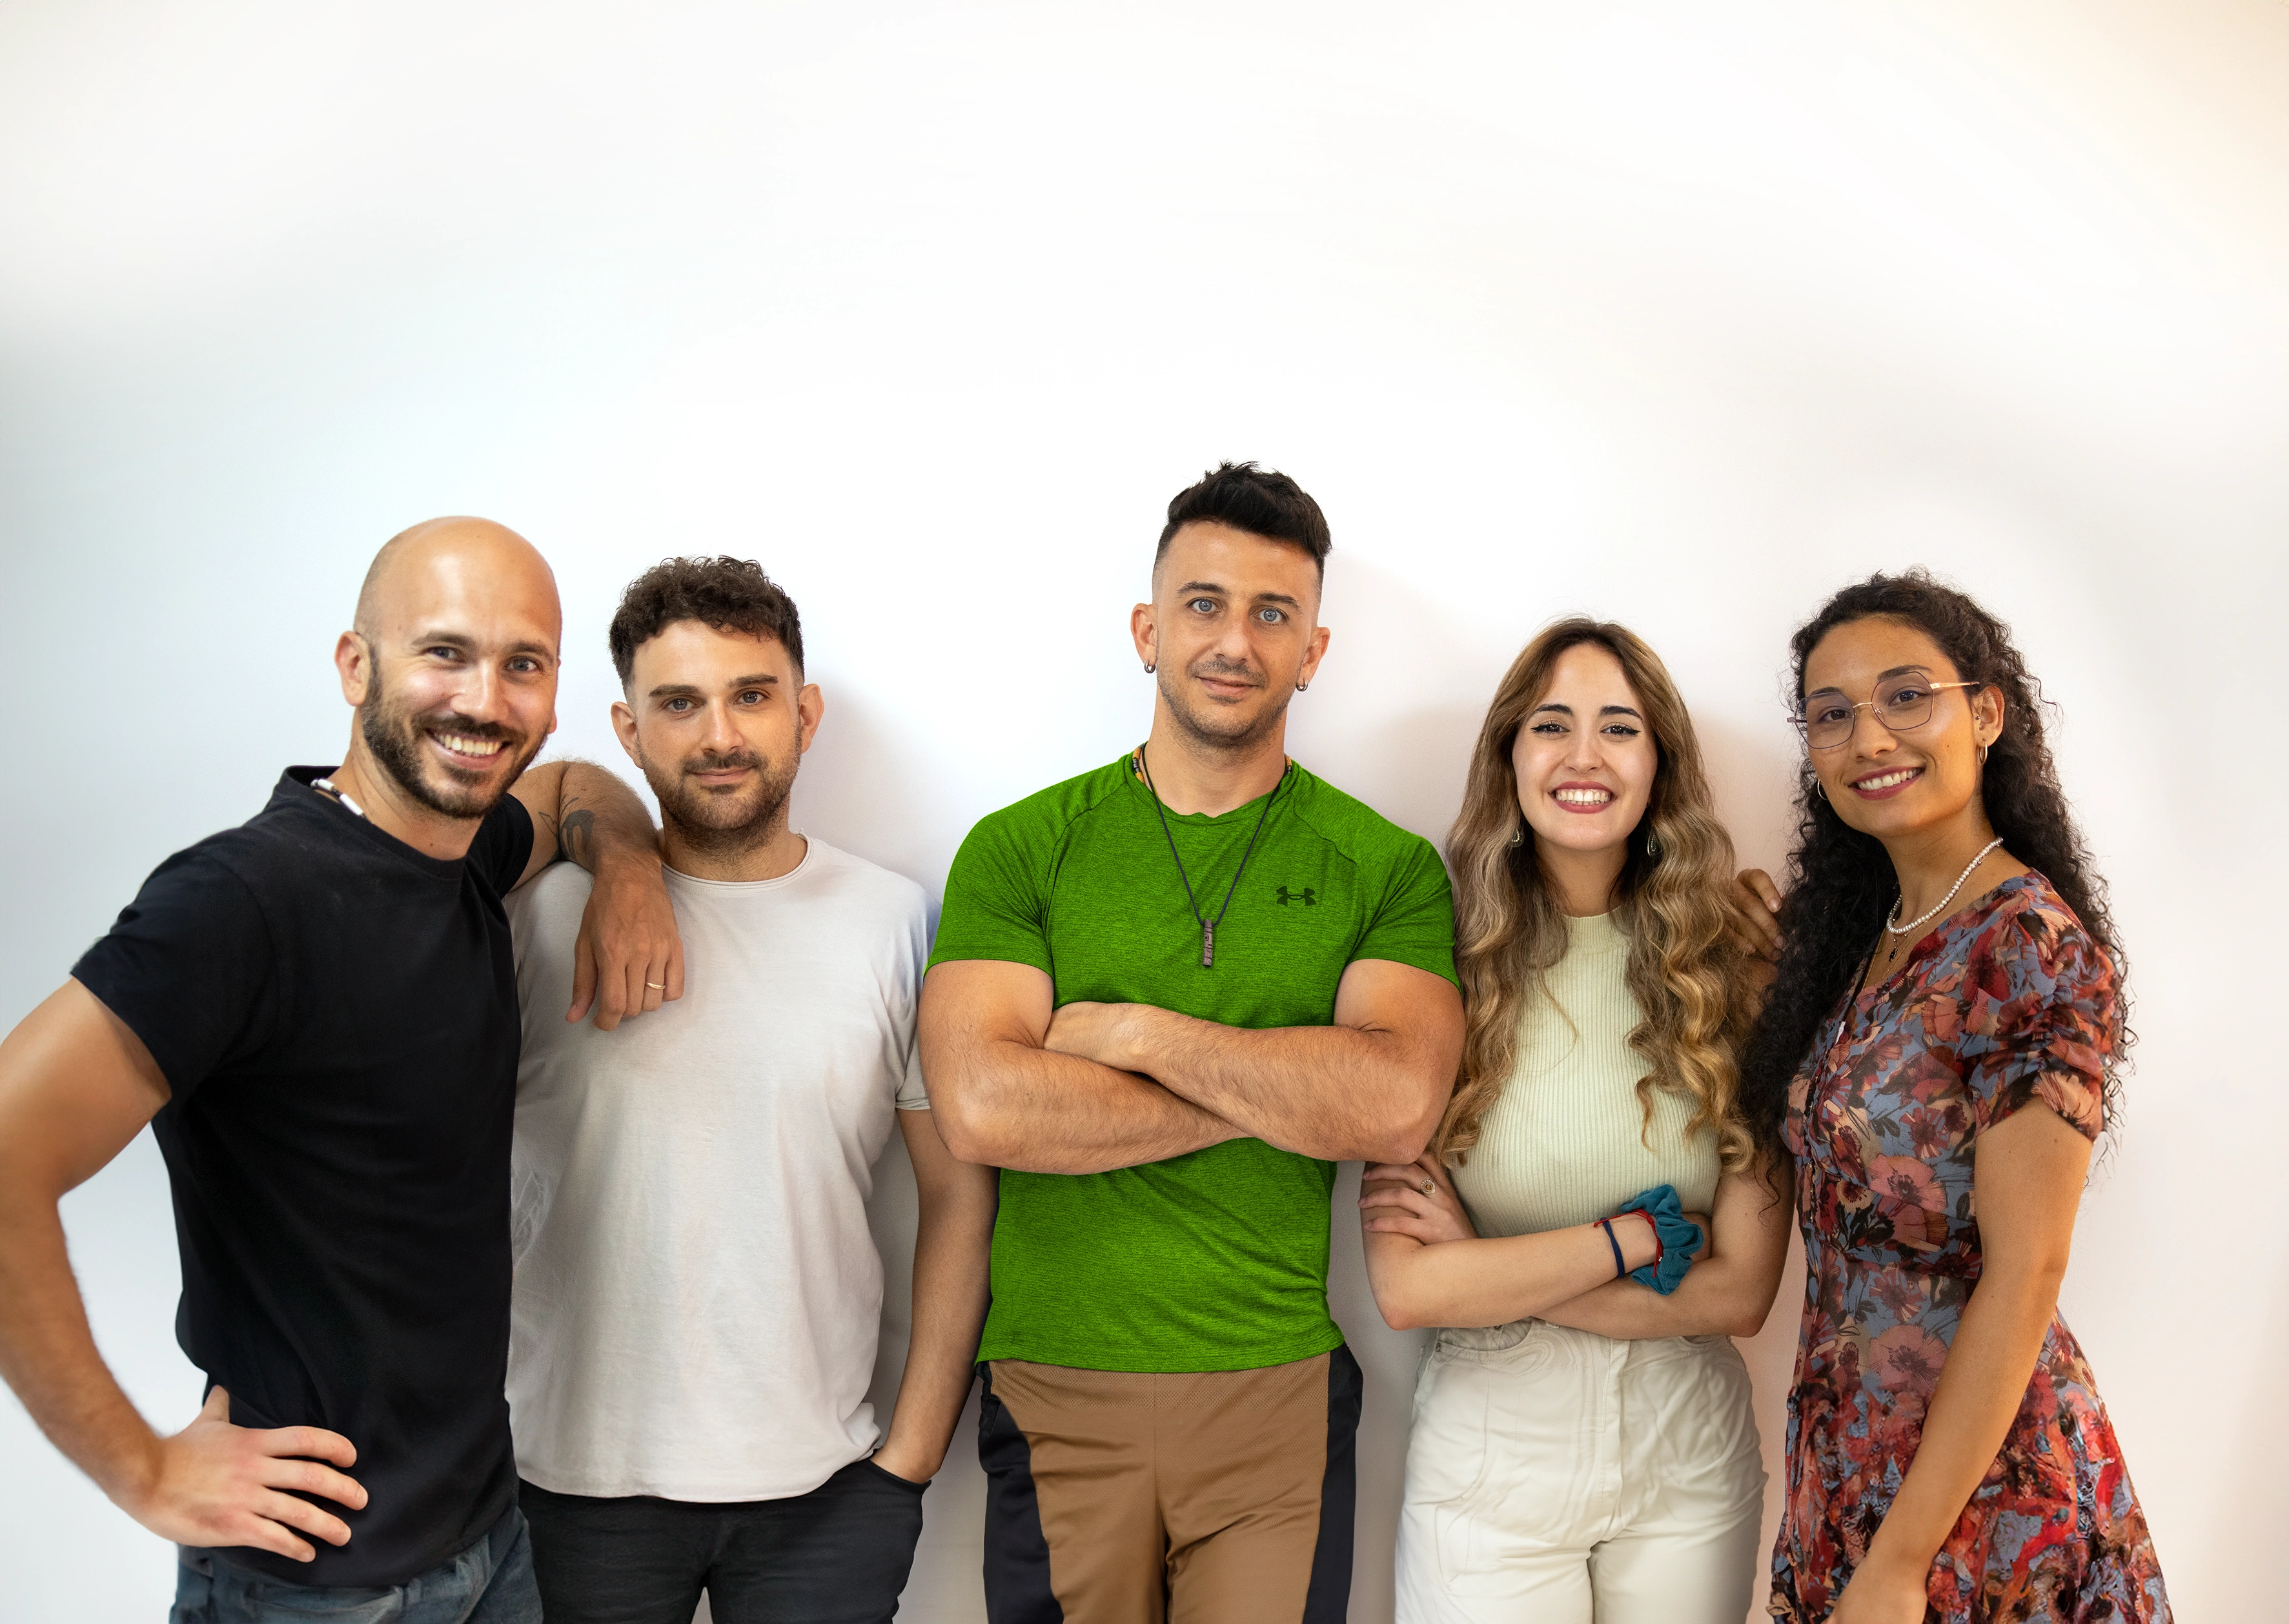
1136,745,1289,968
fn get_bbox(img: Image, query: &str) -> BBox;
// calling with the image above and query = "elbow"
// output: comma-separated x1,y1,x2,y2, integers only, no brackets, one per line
1368,1282,1434,1334
926,1097,1008,1167
1722,1304,1772,1340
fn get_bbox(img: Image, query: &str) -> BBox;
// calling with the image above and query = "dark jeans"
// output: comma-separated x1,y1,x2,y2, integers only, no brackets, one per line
519,1459,928,1624
171,1505,539,1624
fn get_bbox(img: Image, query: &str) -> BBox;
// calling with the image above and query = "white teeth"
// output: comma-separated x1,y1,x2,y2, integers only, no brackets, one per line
1554,789,1614,806
435,733,505,757
1857,767,1919,790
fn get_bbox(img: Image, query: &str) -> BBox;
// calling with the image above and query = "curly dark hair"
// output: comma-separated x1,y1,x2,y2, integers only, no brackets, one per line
1738,570,2130,1169
607,556,803,685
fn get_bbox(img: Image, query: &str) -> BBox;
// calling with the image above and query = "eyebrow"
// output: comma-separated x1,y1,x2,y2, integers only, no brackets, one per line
409,629,556,660
1532,702,1642,719
646,673,780,700
1805,665,1935,696
1178,580,1302,608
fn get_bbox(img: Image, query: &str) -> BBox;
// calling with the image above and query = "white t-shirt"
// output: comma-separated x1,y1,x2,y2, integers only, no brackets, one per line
504,837,930,1502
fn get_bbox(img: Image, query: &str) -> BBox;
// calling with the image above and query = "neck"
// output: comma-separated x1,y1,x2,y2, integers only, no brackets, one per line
1140,707,1290,816
329,740,483,862
662,811,807,883
1539,842,1625,919
1880,807,2013,921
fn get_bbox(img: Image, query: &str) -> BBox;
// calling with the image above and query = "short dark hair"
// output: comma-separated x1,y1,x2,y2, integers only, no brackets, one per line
1155,462,1332,578
607,556,804,685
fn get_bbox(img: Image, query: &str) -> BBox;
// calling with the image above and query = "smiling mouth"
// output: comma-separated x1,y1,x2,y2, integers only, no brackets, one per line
429,730,509,764
1552,786,1615,811
1851,765,1923,795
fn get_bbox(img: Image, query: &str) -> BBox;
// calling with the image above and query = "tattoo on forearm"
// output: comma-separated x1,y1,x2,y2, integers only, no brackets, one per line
560,807,597,869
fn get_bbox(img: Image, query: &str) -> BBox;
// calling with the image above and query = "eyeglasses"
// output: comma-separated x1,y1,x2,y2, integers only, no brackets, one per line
1795,672,1982,751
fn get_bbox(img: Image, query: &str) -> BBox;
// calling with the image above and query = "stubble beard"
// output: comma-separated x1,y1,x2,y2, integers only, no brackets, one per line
641,747,799,860
1157,659,1294,755
359,662,539,820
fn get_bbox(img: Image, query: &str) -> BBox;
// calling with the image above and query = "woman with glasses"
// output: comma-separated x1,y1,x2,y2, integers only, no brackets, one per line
1732,571,2168,1623
1360,619,1791,1624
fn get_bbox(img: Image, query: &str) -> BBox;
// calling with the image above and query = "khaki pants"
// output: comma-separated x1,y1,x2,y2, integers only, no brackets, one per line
1397,1320,1765,1624
979,1348,1360,1624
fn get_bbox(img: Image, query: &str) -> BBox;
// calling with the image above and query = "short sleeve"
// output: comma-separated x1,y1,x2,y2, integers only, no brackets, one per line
893,884,931,1110
924,811,1053,977
1958,909,2113,1142
70,850,276,1102
467,795,535,897
1352,835,1459,986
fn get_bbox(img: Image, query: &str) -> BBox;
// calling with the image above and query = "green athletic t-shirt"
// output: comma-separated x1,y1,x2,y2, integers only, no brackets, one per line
928,753,1458,1373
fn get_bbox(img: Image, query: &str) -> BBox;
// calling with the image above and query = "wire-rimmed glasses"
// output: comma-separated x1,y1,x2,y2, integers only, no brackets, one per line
1796,671,1982,751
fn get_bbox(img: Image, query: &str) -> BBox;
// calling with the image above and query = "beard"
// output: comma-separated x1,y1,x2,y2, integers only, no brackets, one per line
637,744,799,858
359,662,541,820
1157,655,1292,752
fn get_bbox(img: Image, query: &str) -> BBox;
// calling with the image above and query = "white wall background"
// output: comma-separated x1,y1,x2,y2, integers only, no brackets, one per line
2,3,2282,1619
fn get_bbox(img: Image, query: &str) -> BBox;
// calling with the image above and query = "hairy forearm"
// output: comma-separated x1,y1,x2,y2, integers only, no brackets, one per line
552,761,658,873
1864,1262,2064,1575
932,1039,1241,1173
0,1190,159,1508
879,1153,995,1478
1112,1008,1441,1164
1365,1223,1648,1332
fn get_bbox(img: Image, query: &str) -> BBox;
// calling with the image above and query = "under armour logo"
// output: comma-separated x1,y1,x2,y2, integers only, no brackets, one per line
1275,886,1317,906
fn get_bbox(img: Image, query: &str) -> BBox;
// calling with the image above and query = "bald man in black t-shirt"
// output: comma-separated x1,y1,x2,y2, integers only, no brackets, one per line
0,519,682,1622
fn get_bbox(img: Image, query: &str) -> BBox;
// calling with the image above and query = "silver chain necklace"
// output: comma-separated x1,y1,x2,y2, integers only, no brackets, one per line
1886,837,2004,940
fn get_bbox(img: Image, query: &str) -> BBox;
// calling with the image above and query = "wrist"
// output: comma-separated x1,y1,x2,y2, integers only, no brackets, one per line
104,1426,167,1517
1614,1210,1659,1271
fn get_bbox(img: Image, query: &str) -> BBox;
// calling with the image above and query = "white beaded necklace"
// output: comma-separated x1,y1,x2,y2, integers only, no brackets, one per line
1886,837,2004,940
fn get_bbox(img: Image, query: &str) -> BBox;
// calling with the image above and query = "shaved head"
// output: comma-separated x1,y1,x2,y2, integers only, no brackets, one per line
353,516,560,646
334,516,563,824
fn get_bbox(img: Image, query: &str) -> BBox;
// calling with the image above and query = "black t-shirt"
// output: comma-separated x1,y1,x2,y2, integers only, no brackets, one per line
72,766,535,1587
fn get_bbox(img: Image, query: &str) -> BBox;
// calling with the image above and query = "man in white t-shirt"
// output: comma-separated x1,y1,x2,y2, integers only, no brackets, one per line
504,556,995,1624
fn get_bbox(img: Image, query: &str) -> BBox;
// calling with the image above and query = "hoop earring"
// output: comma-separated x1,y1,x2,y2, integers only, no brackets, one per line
1978,740,1989,767
1813,779,1827,802
1508,826,1524,848
1643,831,1663,860
1143,662,1155,675
1296,680,1309,693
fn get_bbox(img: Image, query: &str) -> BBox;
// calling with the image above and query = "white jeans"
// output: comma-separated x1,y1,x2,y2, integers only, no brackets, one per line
1396,1319,1766,1624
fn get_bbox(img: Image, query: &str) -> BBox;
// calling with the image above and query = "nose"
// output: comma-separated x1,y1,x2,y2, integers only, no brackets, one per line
702,698,744,753
454,659,509,726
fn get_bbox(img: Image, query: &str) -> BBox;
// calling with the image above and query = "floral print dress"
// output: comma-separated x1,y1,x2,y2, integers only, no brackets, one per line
1770,873,2169,1623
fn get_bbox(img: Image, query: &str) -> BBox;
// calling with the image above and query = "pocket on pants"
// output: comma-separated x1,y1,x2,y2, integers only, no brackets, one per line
1407,1323,1582,1590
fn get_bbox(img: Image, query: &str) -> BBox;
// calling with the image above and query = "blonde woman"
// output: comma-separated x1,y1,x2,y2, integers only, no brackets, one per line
1361,619,1791,1624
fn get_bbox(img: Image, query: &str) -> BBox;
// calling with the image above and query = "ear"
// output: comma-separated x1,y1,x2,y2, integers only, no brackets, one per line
1972,684,2006,748
1297,624,1332,688
609,698,642,766
1130,601,1158,669
335,632,372,707
796,683,824,755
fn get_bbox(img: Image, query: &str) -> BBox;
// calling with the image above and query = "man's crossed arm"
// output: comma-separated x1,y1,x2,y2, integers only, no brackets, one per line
919,957,1463,1174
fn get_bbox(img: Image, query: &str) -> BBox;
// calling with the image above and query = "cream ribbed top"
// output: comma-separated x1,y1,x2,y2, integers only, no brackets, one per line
1451,911,1719,1237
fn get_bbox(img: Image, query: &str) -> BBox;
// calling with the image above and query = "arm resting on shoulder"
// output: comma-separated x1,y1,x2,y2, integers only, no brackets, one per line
1831,1104,2091,1619
872,1108,999,1482
1540,1159,1793,1341
509,758,681,1030
1048,959,1464,1165
0,982,366,1563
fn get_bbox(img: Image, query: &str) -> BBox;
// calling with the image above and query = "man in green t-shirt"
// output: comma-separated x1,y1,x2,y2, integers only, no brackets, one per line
921,462,1464,1623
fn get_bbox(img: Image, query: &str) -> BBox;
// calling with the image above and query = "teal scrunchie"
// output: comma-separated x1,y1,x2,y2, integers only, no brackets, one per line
1616,1184,1704,1295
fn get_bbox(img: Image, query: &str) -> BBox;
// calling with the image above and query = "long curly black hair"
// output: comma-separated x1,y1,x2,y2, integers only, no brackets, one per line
1738,570,2130,1169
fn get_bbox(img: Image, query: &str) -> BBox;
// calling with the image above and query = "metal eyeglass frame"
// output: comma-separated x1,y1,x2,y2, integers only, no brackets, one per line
1796,677,1984,751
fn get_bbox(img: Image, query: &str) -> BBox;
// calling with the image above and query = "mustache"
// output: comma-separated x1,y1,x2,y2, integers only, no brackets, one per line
684,749,764,775
411,712,519,744
1185,656,1264,687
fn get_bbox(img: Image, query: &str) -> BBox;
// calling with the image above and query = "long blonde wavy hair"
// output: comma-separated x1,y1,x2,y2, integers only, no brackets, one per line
1437,618,1756,1173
